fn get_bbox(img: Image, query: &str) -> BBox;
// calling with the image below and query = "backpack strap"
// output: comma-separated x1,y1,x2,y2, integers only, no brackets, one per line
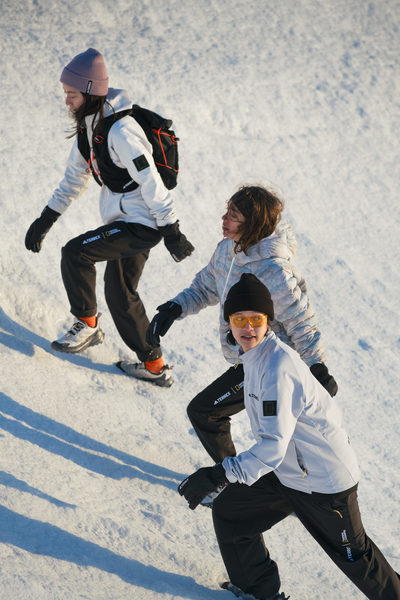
77,110,139,192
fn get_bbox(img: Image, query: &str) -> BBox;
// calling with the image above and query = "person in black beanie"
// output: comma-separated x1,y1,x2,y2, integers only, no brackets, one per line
178,273,400,600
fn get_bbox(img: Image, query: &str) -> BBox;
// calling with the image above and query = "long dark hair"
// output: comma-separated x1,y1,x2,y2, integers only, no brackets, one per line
67,93,108,137
229,185,284,254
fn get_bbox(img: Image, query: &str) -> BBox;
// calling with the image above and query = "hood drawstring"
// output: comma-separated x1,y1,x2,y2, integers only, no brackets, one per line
221,249,236,304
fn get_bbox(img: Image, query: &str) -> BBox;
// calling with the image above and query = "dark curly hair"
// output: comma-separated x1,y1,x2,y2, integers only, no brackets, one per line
229,185,284,254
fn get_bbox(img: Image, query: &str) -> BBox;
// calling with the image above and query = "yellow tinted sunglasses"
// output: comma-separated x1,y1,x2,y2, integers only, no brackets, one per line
229,314,268,328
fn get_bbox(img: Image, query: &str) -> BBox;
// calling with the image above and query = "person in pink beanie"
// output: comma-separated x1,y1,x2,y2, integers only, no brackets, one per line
25,48,194,387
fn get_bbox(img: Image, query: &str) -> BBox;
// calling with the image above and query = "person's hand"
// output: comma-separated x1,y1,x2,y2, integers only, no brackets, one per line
310,363,338,397
25,206,60,253
158,221,194,262
178,464,228,510
146,301,182,347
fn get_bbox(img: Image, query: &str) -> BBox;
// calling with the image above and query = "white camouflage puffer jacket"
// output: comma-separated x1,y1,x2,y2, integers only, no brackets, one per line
172,220,325,366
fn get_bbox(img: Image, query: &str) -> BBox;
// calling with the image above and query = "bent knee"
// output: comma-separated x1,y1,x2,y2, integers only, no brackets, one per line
187,393,211,422
61,238,82,261
186,397,197,420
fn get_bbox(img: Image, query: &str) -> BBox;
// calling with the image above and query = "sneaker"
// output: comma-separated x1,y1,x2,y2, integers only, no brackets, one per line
116,360,173,387
220,581,290,599
51,315,104,353
200,483,228,508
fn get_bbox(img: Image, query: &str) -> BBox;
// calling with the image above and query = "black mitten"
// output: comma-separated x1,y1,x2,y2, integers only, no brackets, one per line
146,301,182,347
310,363,338,397
25,206,60,253
158,221,194,262
178,464,228,510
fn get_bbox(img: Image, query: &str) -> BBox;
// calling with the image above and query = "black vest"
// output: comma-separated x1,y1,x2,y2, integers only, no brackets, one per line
77,110,139,193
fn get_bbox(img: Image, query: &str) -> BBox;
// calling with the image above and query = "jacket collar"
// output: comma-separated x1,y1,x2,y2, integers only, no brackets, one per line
240,330,275,365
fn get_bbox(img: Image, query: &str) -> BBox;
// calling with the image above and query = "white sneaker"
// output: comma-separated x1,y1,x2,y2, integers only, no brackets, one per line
116,360,173,387
51,315,104,353
200,484,228,508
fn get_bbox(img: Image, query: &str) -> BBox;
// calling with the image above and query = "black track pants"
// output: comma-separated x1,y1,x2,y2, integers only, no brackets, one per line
187,364,245,463
212,473,400,600
61,221,162,361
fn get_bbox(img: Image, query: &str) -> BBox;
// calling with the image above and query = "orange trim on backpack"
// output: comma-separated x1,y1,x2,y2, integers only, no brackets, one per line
153,128,179,173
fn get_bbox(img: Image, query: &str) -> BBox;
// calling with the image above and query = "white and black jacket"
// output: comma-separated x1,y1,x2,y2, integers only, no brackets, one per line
222,331,360,494
48,88,176,229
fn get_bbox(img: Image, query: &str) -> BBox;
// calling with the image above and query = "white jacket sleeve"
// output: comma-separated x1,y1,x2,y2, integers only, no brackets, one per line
47,139,91,214
222,366,303,486
108,118,176,227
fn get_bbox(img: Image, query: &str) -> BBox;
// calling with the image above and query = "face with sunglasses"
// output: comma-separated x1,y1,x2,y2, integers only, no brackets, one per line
229,311,269,352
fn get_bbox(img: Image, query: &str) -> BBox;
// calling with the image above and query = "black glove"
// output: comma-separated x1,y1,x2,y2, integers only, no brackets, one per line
310,363,338,397
158,221,194,262
178,464,229,510
146,301,182,347
25,206,60,253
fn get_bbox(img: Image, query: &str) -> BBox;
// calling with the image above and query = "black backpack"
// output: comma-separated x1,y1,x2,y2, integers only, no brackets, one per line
77,104,179,192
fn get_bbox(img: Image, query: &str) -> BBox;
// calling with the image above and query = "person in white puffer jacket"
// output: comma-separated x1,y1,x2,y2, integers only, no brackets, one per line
24,48,194,387
178,274,400,600
147,185,337,461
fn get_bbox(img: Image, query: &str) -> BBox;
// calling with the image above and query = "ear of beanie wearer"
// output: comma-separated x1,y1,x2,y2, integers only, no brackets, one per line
60,48,108,96
223,273,274,321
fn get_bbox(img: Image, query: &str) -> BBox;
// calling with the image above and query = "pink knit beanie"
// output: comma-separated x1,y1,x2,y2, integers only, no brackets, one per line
60,48,108,96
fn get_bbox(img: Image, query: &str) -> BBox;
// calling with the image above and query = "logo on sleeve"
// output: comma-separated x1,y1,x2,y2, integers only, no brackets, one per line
133,155,150,171
263,401,277,416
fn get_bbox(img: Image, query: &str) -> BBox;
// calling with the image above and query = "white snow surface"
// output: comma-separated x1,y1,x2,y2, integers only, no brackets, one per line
1,0,400,598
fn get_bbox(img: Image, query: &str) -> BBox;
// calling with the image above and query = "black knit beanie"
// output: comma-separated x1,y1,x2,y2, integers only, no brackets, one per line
223,273,274,321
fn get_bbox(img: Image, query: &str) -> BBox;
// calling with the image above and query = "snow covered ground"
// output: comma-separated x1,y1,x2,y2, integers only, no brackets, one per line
1,0,399,598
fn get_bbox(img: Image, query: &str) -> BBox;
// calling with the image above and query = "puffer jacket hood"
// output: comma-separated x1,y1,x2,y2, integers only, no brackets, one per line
234,220,296,268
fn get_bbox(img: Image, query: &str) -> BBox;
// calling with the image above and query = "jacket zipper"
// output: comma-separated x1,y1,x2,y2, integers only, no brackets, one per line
294,443,308,478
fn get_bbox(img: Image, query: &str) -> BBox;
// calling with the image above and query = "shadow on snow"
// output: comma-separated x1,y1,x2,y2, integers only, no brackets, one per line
0,471,76,508
0,394,186,490
0,505,222,599
0,306,125,374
